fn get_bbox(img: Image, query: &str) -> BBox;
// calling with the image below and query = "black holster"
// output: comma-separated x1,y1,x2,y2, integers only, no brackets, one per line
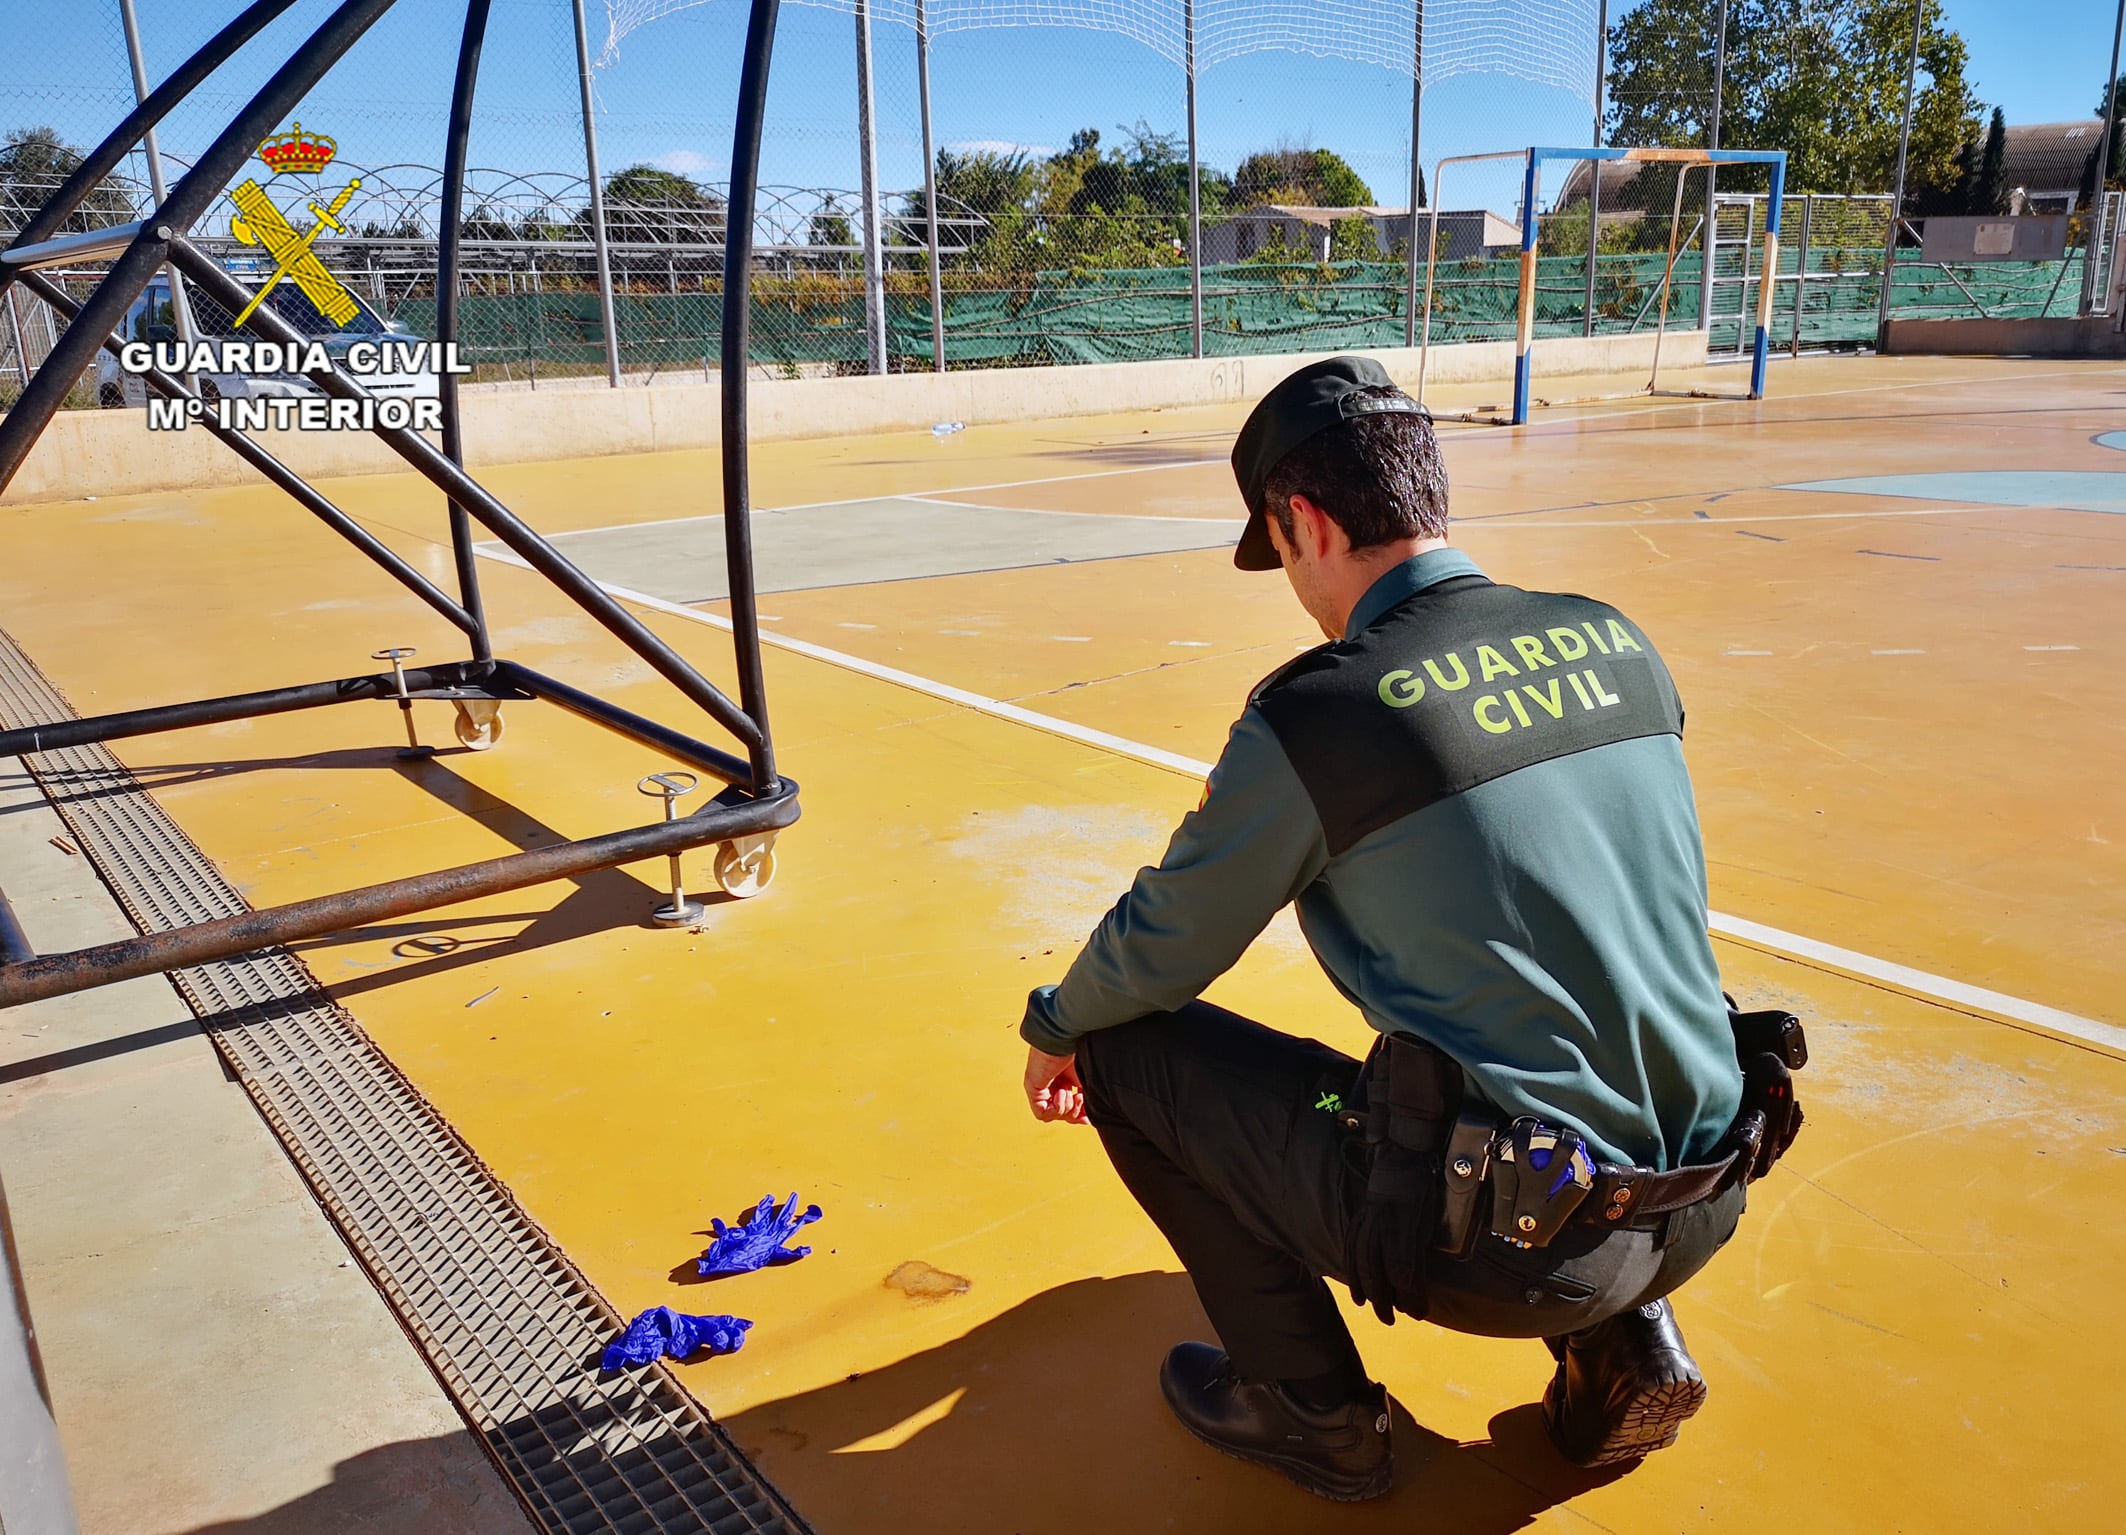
1348,1033,1461,1326
1725,1005,1808,1183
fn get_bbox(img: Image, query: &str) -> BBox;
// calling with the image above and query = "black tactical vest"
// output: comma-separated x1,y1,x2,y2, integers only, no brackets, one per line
1252,575,1685,856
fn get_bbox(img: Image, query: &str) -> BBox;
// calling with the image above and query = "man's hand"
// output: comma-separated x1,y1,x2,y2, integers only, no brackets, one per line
1023,1046,1088,1125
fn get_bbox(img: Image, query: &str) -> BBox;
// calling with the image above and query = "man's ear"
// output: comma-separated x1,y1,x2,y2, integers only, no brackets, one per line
1289,493,1338,560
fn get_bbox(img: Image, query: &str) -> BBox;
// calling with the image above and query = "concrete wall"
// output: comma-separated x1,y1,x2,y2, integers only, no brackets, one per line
1881,315,2126,359
1,329,1707,506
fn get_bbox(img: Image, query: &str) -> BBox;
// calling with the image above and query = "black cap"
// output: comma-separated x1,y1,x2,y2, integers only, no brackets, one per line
1229,356,1431,571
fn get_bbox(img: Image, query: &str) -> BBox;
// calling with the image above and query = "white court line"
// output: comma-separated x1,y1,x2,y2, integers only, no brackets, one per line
1465,505,2017,530
511,460,1232,544
473,545,2126,1058
1704,915,2126,1057
893,493,1244,528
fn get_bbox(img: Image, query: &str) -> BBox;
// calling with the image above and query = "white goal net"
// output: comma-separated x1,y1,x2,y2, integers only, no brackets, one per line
599,0,1601,102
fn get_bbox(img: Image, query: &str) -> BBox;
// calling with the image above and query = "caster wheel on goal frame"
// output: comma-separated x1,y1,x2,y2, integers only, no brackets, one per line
713,834,777,899
453,700,505,750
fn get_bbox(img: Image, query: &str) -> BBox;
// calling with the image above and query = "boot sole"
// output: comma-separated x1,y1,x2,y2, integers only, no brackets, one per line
1548,1374,1708,1468
1169,1412,1395,1502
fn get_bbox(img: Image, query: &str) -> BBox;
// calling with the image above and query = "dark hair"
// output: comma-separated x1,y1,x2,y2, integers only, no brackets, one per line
1262,385,1449,552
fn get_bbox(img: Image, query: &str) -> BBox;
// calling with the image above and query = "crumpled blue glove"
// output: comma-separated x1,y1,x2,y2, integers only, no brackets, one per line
696,1192,822,1278
600,1307,751,1370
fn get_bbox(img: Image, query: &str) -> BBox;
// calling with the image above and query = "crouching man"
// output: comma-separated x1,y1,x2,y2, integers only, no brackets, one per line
1020,358,1800,1500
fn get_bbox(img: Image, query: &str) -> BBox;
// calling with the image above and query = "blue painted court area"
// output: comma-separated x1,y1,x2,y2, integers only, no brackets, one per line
1783,471,2126,514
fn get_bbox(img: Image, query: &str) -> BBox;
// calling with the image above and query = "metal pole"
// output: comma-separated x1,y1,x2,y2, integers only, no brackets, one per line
854,0,888,375
1649,162,1693,390
1750,154,1783,398
1185,0,1203,359
438,0,496,661
4,286,28,389
916,0,945,372
0,1171,81,1535
1404,1,1425,348
117,0,200,370
722,0,785,787
2083,0,2126,314
1512,150,1539,425
1697,0,1727,332
570,0,622,387
1584,0,1608,337
1877,0,1924,338
1790,192,1813,355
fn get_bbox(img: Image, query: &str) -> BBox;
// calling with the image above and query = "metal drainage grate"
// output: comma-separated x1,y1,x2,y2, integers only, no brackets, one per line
0,629,813,1535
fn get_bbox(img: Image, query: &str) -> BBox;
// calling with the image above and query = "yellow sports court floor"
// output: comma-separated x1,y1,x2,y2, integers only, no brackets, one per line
3,352,2122,1531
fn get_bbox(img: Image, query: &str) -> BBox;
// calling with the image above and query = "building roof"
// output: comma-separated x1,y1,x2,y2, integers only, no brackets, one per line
2004,120,2102,195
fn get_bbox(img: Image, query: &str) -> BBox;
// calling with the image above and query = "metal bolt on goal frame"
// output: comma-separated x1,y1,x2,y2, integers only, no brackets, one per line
638,771,706,927
372,646,428,758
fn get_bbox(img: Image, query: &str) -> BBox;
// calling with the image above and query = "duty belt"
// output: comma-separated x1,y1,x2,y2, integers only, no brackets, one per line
1363,1004,1808,1259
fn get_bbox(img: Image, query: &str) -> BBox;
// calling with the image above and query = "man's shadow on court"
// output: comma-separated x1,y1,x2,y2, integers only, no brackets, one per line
721,1270,1623,1534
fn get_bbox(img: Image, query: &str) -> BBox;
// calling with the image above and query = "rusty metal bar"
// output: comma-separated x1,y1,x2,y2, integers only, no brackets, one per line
497,663,752,786
0,781,800,1009
0,662,496,759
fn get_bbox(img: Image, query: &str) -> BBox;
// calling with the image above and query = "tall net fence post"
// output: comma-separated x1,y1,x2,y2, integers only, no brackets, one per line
571,0,623,387
854,0,887,374
1583,0,1606,337
3,286,28,391
1185,0,1202,360
116,0,201,370
915,0,944,372
2083,0,2126,316
1404,3,1424,349
1696,0,1727,334
1877,0,1924,339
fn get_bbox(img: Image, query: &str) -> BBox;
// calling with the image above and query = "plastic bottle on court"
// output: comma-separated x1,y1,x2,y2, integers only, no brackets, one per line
931,421,964,438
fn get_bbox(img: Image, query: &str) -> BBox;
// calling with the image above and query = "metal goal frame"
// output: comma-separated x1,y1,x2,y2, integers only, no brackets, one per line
0,0,800,1008
1416,144,1789,425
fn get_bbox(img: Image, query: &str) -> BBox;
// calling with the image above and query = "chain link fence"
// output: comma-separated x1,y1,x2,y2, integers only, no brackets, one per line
1,0,2114,403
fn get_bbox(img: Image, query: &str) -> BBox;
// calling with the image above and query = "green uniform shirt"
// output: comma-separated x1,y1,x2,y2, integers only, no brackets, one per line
1021,548,1740,1171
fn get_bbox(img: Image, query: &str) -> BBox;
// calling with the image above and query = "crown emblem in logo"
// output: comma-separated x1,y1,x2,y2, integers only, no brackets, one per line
257,121,337,176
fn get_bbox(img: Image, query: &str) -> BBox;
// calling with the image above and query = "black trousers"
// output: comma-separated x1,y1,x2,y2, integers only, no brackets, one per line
1075,1002,1746,1384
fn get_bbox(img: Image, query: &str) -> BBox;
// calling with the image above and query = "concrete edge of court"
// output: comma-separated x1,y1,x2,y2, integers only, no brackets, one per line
0,329,1708,506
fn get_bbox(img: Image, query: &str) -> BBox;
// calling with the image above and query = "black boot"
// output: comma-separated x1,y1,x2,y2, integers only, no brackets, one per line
1541,1298,1707,1467
1158,1342,1393,1501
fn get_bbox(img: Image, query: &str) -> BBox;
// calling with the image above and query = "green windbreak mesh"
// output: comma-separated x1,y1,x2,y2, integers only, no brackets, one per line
394,247,2088,378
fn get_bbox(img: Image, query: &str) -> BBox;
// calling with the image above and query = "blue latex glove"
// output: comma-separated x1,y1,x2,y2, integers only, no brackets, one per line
696,1192,822,1278
600,1307,751,1370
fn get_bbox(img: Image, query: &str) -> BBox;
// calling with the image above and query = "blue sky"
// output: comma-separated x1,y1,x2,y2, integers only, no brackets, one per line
3,0,2118,218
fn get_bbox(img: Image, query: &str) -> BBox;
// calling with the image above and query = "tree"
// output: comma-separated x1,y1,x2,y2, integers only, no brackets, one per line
807,195,853,253
591,163,726,244
458,204,515,243
1975,106,2007,215
1604,0,1979,199
1233,145,1375,207
0,125,136,235
923,147,1036,223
